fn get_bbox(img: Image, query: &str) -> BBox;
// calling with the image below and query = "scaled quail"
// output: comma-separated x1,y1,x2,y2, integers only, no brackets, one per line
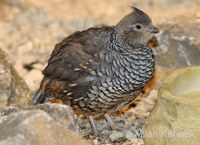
32,7,159,117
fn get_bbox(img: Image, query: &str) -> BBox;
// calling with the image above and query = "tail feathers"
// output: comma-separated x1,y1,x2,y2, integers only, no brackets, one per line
31,89,43,105
31,89,54,105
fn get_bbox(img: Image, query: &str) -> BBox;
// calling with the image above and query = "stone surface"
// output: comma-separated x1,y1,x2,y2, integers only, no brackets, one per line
0,48,31,107
145,67,200,145
155,15,200,68
0,110,91,145
0,106,18,116
109,131,124,142
27,104,79,132
0,106,18,124
148,14,200,93
0,104,79,132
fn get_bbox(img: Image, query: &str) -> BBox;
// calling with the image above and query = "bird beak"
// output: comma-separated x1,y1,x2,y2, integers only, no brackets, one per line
149,25,159,34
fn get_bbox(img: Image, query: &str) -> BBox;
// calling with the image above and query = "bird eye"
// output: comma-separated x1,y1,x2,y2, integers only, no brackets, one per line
136,24,142,29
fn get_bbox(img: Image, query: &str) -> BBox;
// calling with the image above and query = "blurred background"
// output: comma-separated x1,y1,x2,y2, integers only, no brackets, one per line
0,0,200,92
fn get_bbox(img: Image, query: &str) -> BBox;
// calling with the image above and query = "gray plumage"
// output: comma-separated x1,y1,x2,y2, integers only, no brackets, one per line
32,7,158,116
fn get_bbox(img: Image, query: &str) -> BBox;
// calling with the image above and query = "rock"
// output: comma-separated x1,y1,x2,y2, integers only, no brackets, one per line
0,103,79,133
27,104,79,132
144,66,200,145
0,106,18,116
155,15,200,69
149,15,200,93
0,48,31,107
109,131,124,142
0,110,91,145
3,0,25,8
125,130,137,141
0,106,18,124
0,93,90,144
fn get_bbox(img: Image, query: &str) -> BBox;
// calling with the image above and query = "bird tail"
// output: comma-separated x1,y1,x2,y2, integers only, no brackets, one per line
31,77,57,105
31,88,46,105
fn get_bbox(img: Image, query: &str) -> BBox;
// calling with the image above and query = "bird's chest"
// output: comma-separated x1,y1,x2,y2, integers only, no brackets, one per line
75,47,155,114
109,48,155,93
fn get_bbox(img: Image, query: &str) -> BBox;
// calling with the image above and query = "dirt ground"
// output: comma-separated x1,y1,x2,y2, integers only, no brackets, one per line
26,0,200,24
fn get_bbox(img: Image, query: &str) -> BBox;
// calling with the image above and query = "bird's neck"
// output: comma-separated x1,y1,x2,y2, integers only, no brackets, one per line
111,29,147,52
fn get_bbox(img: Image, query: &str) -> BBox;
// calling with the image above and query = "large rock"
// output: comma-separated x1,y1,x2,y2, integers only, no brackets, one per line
0,48,31,107
0,104,79,132
27,104,79,132
144,66,200,145
0,110,91,145
155,15,200,68
151,15,200,90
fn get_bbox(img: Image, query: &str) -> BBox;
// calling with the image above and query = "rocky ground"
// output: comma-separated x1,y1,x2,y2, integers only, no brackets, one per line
0,0,200,145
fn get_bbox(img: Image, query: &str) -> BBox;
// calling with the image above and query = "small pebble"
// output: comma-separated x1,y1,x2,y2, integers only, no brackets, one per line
125,130,137,141
109,131,124,142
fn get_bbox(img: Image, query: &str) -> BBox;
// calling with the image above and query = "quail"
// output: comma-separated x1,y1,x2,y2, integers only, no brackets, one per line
32,7,158,134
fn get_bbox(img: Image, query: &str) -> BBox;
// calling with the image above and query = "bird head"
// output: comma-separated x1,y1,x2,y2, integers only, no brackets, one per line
115,7,159,46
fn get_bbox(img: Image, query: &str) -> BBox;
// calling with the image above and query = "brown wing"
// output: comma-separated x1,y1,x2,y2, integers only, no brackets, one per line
32,27,112,104
43,29,101,81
